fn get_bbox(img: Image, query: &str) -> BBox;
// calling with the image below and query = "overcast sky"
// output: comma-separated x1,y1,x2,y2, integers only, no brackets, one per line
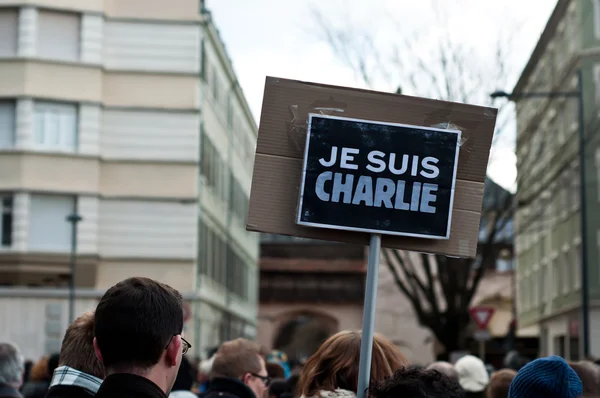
206,0,558,190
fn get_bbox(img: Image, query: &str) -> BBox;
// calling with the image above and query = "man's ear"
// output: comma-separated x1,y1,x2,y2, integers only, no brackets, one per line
166,335,181,367
93,337,104,364
242,372,251,385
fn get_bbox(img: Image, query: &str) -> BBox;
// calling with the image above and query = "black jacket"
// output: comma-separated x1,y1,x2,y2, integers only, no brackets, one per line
95,374,166,398
22,382,49,398
46,385,94,398
0,385,22,398
202,378,256,398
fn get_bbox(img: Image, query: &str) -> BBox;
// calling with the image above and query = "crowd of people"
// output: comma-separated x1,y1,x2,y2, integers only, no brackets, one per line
0,277,599,398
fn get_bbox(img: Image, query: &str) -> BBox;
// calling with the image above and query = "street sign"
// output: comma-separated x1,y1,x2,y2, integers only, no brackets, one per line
297,114,461,239
473,329,492,341
470,306,495,330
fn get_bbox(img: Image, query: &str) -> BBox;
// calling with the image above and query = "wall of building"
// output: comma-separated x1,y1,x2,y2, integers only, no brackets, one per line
195,13,259,352
0,0,260,357
514,0,585,329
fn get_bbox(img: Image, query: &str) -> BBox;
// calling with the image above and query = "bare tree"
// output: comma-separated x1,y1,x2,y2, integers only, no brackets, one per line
311,0,522,356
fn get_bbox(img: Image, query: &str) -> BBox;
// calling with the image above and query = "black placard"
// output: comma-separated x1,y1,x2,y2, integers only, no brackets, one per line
297,114,461,239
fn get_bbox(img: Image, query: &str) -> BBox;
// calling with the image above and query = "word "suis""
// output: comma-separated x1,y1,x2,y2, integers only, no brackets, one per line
319,146,440,179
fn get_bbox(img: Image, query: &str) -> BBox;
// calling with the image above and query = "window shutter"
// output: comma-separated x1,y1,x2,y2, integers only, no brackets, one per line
28,195,74,252
0,101,15,149
0,9,17,56
37,11,80,61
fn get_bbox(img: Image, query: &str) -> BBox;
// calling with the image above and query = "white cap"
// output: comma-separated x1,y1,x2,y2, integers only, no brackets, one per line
454,355,489,392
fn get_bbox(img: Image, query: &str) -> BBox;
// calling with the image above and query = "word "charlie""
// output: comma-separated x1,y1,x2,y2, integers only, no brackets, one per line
314,146,442,213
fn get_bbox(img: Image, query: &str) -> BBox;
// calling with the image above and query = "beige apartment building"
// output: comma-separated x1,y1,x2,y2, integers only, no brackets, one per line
0,0,259,359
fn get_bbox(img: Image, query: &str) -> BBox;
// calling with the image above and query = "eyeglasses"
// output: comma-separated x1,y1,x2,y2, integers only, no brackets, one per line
165,335,192,355
251,373,271,387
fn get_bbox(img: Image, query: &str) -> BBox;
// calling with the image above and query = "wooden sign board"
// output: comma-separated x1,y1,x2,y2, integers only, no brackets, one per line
247,77,497,258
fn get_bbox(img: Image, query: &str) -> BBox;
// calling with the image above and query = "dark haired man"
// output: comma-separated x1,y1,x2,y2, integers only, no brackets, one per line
369,367,465,398
93,277,190,398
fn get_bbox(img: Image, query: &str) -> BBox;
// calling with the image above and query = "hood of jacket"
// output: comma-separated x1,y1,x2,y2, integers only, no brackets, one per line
302,389,357,398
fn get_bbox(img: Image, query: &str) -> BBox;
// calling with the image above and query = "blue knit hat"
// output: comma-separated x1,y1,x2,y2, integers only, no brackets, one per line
508,356,583,398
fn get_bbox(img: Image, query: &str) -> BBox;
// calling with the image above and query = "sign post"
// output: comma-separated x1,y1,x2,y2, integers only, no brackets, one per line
470,306,495,362
356,234,381,397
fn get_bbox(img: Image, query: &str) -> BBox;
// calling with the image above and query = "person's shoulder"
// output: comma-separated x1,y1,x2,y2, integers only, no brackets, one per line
45,385,93,398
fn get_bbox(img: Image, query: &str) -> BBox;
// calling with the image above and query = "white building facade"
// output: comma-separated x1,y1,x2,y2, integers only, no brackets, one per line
0,0,258,359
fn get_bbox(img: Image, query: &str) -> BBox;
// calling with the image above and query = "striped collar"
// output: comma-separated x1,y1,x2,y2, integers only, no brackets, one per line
50,366,103,395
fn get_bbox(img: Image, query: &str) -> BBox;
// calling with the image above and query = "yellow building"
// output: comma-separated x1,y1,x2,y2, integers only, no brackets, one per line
0,0,258,358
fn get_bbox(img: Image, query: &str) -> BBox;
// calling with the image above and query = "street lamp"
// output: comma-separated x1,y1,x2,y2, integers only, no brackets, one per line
66,213,82,324
490,69,589,358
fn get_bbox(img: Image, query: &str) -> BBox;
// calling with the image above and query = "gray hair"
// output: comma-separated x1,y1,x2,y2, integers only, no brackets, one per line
427,361,459,383
0,343,24,386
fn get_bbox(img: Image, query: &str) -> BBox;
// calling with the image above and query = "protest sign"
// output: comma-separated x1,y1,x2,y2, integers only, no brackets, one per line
247,76,497,258
298,114,461,239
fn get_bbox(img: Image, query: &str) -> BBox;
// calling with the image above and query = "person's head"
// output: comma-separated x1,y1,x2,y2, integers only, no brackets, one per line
369,367,465,398
266,362,286,379
427,361,459,384
509,356,582,398
29,356,49,381
59,311,105,379
455,355,489,393
298,331,409,396
269,379,288,398
0,343,24,389
568,361,600,396
210,338,268,398
93,277,187,394
487,369,516,398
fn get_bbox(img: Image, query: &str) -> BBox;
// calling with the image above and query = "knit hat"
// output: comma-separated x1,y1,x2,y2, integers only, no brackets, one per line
508,356,583,398
455,355,489,392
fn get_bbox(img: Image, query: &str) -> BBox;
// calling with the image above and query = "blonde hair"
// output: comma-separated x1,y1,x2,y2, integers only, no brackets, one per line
298,331,409,397
210,338,263,379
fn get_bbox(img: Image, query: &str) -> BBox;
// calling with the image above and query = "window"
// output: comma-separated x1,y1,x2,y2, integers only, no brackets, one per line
0,9,18,57
573,244,581,289
555,336,566,357
28,195,75,252
230,179,249,223
211,65,219,102
200,40,207,81
562,251,570,294
227,95,233,129
571,163,580,212
198,220,208,276
0,195,13,247
0,101,15,149
553,258,561,298
201,134,227,202
37,11,80,61
227,245,249,300
34,102,78,151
